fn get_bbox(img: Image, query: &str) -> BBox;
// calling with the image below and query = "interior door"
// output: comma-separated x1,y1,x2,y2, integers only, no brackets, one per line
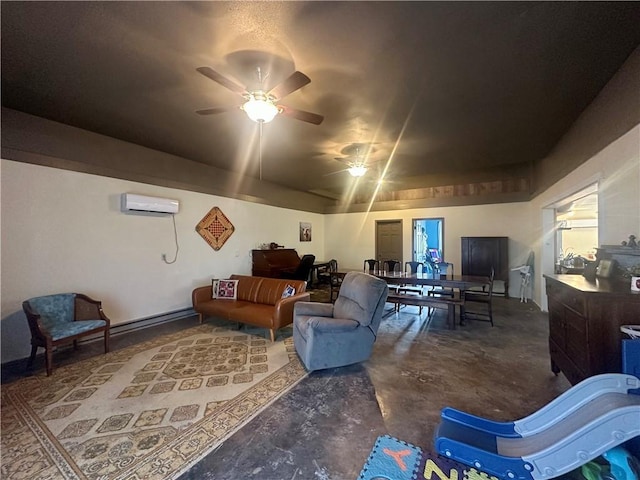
376,220,403,268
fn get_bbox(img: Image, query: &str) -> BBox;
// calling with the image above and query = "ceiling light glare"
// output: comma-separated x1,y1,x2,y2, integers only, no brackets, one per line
348,165,368,177
242,92,279,123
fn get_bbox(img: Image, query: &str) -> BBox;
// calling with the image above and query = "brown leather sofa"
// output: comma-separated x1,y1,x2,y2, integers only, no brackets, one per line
192,274,310,341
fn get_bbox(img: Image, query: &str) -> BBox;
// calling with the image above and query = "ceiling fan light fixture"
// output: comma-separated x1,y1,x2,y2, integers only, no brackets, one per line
242,92,279,123
348,165,368,177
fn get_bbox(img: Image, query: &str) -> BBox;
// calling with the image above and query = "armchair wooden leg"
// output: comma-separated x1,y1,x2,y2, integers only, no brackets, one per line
45,343,53,376
104,330,110,353
27,345,38,369
270,329,276,342
73,340,79,350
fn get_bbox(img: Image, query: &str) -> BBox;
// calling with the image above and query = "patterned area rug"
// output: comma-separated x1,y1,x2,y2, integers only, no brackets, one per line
1,323,307,479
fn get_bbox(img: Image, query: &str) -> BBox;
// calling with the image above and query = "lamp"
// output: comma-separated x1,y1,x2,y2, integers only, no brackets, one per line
242,92,279,123
348,164,367,177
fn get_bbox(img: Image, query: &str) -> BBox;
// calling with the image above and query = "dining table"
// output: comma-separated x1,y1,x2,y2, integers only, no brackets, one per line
371,271,491,291
370,270,492,328
329,270,491,292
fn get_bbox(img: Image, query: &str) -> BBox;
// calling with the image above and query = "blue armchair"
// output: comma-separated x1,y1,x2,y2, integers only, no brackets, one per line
22,293,111,375
292,272,389,371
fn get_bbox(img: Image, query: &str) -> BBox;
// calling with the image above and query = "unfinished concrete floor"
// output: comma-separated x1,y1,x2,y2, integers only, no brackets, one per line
3,292,572,479
180,295,572,479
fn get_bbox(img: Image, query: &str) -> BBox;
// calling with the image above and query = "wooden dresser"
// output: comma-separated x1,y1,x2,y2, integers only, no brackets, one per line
544,274,640,385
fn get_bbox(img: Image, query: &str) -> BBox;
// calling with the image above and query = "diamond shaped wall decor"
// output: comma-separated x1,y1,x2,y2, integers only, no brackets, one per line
196,207,235,251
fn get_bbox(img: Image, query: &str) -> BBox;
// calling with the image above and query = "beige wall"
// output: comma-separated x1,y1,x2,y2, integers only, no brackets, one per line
0,160,325,363
324,202,534,294
531,125,640,308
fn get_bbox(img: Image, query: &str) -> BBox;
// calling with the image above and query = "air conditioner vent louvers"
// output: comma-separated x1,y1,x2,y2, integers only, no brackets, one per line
121,193,179,214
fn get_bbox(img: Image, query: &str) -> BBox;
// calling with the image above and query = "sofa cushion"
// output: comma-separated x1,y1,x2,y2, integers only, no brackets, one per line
198,299,251,319
228,303,275,326
230,275,307,306
48,320,107,341
232,275,264,302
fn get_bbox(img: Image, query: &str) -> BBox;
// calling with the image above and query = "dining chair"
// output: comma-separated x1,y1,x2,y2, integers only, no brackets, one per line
323,260,343,303
397,261,426,313
460,268,495,326
426,260,455,298
364,258,379,272
383,259,401,273
317,258,337,285
398,261,425,294
382,260,401,295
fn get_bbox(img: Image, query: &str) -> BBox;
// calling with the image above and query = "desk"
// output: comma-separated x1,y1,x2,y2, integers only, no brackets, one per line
373,272,491,329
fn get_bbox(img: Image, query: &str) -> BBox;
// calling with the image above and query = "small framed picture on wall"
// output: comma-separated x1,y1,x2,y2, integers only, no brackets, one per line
300,222,312,242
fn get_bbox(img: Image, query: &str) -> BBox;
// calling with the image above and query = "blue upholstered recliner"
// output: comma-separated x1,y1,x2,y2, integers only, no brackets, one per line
293,271,389,371
22,293,111,375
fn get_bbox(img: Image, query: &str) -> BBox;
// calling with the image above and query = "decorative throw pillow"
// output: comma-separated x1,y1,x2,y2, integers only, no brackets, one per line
217,279,239,299
281,284,296,298
212,279,219,298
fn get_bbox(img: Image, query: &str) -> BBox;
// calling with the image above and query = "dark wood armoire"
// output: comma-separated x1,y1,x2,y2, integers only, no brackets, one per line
461,236,509,296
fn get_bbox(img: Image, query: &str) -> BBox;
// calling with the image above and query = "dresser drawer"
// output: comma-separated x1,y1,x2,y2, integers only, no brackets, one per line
564,309,588,369
561,291,586,315
545,279,586,315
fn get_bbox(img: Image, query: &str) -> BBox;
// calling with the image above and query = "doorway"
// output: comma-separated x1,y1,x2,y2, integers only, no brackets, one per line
412,218,444,263
553,184,599,270
376,220,403,267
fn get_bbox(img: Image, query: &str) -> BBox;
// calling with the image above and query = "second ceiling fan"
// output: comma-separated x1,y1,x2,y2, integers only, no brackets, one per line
196,66,324,125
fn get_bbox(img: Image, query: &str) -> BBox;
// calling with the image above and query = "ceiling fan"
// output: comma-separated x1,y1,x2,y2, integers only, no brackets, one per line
328,145,381,177
335,157,369,177
195,66,324,125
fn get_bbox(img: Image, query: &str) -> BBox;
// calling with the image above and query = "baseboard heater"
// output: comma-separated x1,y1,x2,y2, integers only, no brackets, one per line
94,307,197,339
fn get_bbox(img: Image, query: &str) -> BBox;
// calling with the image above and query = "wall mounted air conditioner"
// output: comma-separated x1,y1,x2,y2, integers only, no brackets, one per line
121,193,179,214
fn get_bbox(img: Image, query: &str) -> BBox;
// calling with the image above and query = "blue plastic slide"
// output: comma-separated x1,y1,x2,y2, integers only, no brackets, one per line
434,373,640,480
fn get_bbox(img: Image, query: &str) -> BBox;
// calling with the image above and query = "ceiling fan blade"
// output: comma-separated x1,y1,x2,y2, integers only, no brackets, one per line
195,106,239,115
278,105,324,125
268,71,311,100
196,67,247,95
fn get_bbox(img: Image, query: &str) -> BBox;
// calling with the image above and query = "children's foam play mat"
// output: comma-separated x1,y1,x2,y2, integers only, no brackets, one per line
359,435,639,480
